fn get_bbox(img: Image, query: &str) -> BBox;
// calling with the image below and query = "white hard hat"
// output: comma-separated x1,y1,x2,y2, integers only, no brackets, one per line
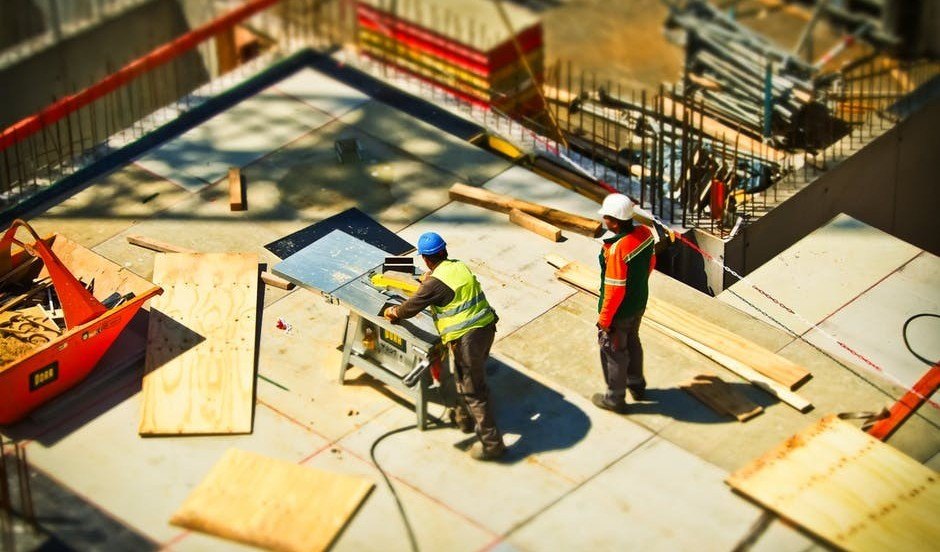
598,193,635,220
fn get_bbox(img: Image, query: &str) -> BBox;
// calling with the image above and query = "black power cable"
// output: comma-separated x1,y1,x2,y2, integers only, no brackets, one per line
368,408,450,552
902,313,940,366
370,424,420,552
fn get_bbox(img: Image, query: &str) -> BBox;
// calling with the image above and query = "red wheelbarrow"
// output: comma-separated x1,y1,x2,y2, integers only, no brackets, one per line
0,219,162,425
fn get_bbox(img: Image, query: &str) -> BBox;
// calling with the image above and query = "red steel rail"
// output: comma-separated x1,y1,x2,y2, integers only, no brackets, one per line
0,0,280,152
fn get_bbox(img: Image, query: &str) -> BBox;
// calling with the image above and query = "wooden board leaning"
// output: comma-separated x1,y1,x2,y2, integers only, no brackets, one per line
139,253,258,435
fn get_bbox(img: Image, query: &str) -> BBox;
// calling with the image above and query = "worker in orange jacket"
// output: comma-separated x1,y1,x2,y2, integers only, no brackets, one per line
593,193,656,413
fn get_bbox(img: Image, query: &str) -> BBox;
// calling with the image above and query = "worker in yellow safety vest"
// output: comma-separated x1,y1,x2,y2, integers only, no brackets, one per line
384,232,506,461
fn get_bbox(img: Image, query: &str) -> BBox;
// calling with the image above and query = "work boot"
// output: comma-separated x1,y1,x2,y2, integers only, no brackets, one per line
628,387,646,401
453,407,475,434
469,442,506,462
591,393,627,414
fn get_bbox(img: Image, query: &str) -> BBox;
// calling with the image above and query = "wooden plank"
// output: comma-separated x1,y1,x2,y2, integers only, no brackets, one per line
648,298,811,390
680,374,763,422
509,208,562,241
139,253,258,435
171,448,373,552
727,415,940,552
126,234,294,290
450,182,603,237
127,234,196,254
549,255,811,389
867,363,940,441
228,167,245,211
648,319,812,413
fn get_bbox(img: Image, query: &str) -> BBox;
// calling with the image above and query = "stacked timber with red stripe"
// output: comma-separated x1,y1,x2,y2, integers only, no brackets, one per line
356,0,545,116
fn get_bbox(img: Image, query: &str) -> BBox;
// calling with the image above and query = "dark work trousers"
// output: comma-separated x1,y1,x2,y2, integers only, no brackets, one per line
598,309,646,402
449,322,504,453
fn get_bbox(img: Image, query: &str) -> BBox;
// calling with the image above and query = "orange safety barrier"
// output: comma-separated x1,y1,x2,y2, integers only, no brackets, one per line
0,0,280,152
867,362,940,441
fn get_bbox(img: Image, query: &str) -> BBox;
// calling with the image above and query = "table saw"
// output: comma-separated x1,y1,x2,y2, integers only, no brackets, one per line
273,229,456,430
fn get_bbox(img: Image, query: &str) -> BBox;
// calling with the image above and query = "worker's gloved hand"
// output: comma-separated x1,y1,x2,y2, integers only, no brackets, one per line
384,306,400,323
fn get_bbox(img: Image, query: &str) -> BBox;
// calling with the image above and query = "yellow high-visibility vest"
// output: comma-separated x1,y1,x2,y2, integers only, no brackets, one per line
430,260,496,344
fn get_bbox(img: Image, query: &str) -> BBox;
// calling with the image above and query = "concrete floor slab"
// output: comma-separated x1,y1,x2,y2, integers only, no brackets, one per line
27,166,189,248
255,289,400,441
305,444,495,552
492,290,820,471
135,86,333,191
340,101,510,185
273,67,371,118
489,354,653,483
803,251,940,390
242,118,458,239
24,399,327,545
89,189,288,303
507,437,813,551
719,214,922,335
334,404,575,535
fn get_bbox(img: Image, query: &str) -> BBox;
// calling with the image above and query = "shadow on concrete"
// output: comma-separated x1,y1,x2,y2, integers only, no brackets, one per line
626,385,779,424
485,358,592,464
0,451,158,551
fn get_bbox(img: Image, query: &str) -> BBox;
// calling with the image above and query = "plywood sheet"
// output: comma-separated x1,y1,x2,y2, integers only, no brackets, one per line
727,415,940,552
171,449,372,552
552,256,811,389
139,253,258,435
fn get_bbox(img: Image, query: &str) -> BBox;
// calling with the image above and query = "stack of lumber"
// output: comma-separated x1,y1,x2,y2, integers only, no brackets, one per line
545,254,813,413
356,0,545,115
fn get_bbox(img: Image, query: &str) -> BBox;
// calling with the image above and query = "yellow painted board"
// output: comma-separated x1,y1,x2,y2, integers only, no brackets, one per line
728,415,940,552
139,253,258,435
550,256,811,390
171,449,374,552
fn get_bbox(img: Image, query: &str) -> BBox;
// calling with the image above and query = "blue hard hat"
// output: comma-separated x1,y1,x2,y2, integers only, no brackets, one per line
417,232,446,255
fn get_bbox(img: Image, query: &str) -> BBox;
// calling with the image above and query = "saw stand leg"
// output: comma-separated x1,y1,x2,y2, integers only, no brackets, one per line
338,313,358,384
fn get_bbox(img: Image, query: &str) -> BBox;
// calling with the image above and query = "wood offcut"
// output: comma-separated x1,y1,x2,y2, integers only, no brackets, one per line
509,208,563,241
680,374,763,422
171,448,373,552
228,167,245,211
